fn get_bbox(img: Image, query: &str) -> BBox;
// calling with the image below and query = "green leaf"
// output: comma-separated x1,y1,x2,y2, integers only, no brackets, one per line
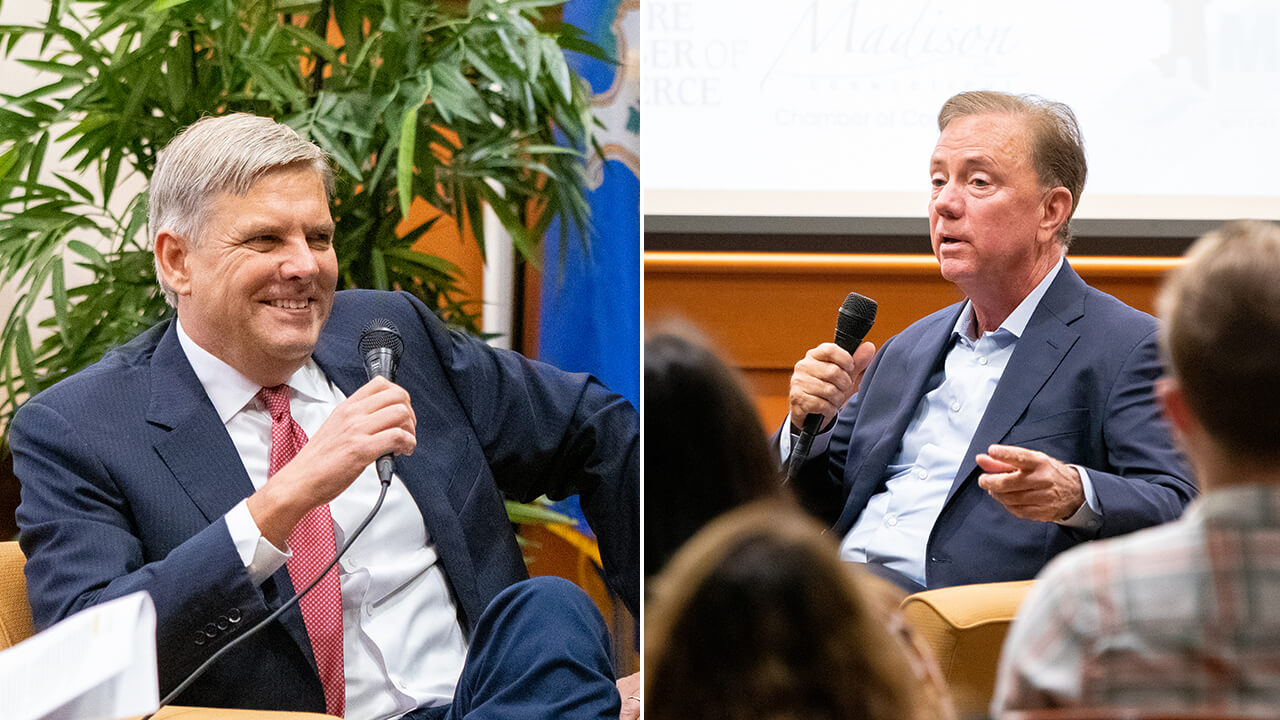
504,499,576,526
428,64,485,124
25,131,50,197
396,103,419,218
67,240,107,270
50,258,70,346
0,147,18,181
16,58,92,80
476,179,534,261
540,37,572,103
13,309,39,395
149,0,202,10
310,123,366,181
279,23,338,65
383,246,460,275
371,246,388,290
54,173,94,203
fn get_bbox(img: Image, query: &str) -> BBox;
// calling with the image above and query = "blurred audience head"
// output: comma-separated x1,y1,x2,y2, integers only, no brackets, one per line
645,500,951,720
1157,219,1280,470
644,325,783,578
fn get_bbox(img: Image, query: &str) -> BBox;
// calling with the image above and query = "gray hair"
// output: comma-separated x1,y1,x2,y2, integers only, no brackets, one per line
149,114,334,306
938,91,1087,248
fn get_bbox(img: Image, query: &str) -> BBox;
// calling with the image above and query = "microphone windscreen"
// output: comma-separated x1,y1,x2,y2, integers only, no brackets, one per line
833,292,877,353
359,318,403,374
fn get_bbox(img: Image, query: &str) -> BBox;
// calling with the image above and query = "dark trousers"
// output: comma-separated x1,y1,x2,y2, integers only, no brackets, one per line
403,576,620,720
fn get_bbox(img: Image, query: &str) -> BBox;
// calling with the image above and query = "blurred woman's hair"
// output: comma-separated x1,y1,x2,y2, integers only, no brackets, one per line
645,501,949,720
644,327,783,578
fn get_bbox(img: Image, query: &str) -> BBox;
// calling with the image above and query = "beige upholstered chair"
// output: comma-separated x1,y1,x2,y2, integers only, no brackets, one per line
0,540,334,719
1002,711,1278,720
900,579,1036,719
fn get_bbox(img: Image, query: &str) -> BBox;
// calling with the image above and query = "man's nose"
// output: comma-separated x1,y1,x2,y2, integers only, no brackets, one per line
278,236,319,278
931,180,962,218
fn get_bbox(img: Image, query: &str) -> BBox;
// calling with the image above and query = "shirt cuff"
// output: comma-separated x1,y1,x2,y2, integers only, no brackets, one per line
226,499,290,585
778,422,794,464
1055,465,1102,532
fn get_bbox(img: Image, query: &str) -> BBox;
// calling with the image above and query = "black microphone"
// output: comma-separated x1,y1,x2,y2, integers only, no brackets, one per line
785,292,878,484
359,318,403,486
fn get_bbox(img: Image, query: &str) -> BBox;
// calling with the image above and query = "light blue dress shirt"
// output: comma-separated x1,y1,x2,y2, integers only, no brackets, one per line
839,258,1101,587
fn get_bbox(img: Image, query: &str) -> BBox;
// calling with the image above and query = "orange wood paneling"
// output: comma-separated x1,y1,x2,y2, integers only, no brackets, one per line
644,252,1184,425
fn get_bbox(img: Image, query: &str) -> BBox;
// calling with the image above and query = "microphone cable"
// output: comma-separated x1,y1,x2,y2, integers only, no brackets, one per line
141,476,390,719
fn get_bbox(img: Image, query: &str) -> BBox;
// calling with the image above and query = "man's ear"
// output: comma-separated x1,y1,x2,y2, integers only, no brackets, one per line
1039,186,1073,242
154,229,193,297
1156,376,1195,438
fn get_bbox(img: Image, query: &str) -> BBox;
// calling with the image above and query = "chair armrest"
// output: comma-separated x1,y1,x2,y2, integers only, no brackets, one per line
900,580,1036,718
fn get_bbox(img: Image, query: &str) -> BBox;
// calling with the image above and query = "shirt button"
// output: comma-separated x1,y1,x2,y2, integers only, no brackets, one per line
978,356,988,366
885,515,898,527
950,401,961,412
917,468,927,479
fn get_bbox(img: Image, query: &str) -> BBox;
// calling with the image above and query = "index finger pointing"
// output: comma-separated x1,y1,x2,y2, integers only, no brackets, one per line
985,444,1045,470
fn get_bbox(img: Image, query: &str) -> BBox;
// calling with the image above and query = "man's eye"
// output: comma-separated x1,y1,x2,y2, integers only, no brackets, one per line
308,235,333,249
972,177,991,187
245,235,277,249
931,176,946,188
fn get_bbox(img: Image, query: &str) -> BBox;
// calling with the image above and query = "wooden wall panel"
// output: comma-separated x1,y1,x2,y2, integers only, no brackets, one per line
644,252,1184,426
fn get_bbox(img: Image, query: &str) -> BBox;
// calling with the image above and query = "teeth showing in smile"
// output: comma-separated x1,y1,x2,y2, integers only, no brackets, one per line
268,298,308,309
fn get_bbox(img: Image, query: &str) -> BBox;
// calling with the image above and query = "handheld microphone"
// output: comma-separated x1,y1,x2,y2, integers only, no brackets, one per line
785,292,878,484
359,318,403,486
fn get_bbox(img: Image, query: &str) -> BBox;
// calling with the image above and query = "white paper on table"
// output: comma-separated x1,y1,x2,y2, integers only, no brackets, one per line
0,590,159,720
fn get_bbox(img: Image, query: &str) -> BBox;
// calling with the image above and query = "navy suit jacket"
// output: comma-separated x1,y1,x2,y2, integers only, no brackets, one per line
791,263,1195,588
11,289,638,712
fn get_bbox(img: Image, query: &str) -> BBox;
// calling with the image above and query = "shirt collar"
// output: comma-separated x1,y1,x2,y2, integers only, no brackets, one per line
953,255,1064,341
1193,484,1280,528
175,319,331,424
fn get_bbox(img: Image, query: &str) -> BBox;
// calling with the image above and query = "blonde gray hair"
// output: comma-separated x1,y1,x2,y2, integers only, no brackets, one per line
149,114,334,306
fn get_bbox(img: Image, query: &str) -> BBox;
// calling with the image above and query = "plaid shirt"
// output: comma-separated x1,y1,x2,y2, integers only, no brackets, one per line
991,484,1280,715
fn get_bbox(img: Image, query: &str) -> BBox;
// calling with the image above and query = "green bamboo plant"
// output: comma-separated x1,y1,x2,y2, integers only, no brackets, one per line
0,0,604,437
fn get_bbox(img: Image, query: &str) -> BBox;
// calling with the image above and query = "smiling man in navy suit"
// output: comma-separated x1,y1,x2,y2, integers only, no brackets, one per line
784,91,1195,592
11,114,638,720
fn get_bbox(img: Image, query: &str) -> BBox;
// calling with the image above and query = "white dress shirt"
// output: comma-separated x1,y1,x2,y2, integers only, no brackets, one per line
177,322,468,719
837,258,1101,587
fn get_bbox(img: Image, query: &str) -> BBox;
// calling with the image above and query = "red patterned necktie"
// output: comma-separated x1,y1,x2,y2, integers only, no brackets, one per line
259,385,345,718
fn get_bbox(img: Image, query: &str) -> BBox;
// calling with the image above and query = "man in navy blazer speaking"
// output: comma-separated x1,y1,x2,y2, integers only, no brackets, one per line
11,114,638,719
784,91,1195,592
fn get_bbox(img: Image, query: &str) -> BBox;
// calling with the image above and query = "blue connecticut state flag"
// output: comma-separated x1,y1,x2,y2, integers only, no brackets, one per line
539,0,639,535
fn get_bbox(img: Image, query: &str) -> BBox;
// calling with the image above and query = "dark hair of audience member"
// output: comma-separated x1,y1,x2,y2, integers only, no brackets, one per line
645,501,938,720
644,329,783,578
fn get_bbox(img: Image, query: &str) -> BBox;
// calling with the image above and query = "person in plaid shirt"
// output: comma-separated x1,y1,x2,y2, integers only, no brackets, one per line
992,219,1280,714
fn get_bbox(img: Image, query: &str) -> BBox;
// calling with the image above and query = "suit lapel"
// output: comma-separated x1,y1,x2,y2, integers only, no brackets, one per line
834,306,961,533
146,323,256,523
945,262,1085,503
145,322,316,671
